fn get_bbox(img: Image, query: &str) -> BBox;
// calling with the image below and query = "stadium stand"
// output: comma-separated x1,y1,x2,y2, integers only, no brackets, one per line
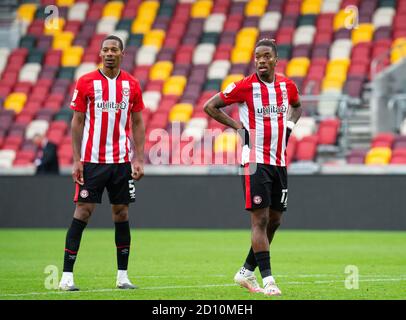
0,0,405,170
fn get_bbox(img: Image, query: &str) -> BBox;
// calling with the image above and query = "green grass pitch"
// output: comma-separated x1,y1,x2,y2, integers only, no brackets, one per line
0,229,405,300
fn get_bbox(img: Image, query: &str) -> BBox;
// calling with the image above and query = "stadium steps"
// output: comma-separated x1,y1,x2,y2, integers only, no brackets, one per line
347,108,373,150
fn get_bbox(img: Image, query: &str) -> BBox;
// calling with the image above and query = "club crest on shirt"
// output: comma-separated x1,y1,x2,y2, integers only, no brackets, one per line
122,88,130,96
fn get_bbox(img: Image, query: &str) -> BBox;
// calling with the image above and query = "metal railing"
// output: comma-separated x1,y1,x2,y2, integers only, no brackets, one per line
387,94,406,132
299,94,361,153
371,42,406,79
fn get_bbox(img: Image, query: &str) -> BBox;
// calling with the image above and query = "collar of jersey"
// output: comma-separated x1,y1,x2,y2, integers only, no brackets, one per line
255,72,276,86
98,69,121,81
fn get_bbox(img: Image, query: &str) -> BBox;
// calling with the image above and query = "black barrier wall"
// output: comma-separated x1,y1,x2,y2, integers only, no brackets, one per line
0,175,405,230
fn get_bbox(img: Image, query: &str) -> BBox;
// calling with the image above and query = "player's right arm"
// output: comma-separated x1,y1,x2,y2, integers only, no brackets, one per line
70,77,88,185
71,111,85,185
204,79,250,145
203,93,243,131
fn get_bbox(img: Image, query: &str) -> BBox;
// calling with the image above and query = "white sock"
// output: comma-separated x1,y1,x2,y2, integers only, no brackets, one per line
61,272,73,282
117,270,128,281
263,276,275,287
242,268,254,277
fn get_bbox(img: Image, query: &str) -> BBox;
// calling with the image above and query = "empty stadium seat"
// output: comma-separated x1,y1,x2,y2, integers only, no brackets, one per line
143,91,162,112
0,150,16,168
204,14,226,32
390,149,406,164
293,26,316,46
317,91,341,116
286,57,310,77
292,117,316,140
346,148,368,164
68,2,89,21
371,132,395,148
136,46,158,66
207,60,231,79
352,24,375,45
214,131,237,153
318,118,341,145
25,120,49,140
245,0,267,17
365,147,392,165
221,74,244,91
259,12,281,31
4,0,404,169
191,0,213,18
295,135,318,161
19,63,41,83
163,76,187,96
169,103,193,123
149,61,173,81
193,44,216,65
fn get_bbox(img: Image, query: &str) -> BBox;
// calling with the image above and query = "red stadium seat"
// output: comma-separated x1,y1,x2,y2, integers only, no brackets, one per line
317,119,341,145
223,14,243,32
371,133,395,148
295,135,318,161
390,148,406,164
276,27,294,45
286,135,297,167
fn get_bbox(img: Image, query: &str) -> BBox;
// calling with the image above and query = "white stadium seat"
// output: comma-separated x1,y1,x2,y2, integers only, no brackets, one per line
321,0,341,13
142,91,161,112
317,91,342,116
111,30,129,46
204,14,226,33
292,117,316,140
400,118,406,136
329,39,352,59
259,12,281,31
182,127,205,141
293,26,316,46
372,8,395,28
186,117,208,130
193,43,216,65
68,2,89,21
0,150,16,168
207,60,231,79
0,47,10,75
135,46,158,66
75,63,97,81
18,63,41,83
96,17,118,35
25,120,49,140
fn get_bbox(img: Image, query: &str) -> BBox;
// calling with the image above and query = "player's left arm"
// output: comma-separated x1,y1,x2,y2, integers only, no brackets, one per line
286,82,303,142
131,111,145,181
130,79,145,181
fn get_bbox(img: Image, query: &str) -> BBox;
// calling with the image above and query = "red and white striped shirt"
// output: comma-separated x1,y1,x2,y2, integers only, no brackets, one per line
219,73,299,167
70,69,145,164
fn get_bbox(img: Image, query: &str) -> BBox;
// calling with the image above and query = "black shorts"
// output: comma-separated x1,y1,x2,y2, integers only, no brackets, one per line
241,163,288,212
74,163,136,205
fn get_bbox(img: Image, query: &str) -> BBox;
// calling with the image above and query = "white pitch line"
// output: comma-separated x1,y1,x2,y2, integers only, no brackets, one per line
0,274,404,281
1,277,406,298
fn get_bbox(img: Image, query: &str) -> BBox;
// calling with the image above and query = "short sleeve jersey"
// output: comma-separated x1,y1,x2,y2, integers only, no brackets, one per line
70,69,145,163
219,73,299,166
